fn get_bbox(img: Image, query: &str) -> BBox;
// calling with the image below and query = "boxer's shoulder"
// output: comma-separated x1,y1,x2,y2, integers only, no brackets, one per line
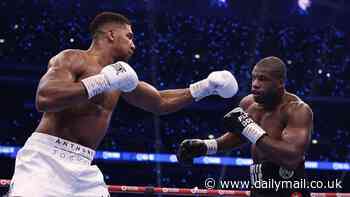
282,93,312,118
50,49,85,63
48,49,89,74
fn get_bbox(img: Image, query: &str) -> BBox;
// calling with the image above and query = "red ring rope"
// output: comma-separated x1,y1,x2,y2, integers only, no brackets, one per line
0,179,348,196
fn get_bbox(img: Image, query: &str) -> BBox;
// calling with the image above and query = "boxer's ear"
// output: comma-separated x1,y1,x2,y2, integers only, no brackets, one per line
107,30,115,41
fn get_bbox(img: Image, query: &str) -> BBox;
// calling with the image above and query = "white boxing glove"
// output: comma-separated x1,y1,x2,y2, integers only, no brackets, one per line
189,70,238,101
81,61,139,98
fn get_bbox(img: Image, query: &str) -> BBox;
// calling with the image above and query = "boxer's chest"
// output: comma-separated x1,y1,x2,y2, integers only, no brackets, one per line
247,106,287,139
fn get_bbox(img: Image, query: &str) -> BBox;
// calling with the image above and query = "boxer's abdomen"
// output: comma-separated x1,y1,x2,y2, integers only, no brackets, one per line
35,91,120,149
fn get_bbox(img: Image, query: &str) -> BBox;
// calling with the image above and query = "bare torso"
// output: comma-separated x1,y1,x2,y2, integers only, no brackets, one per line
36,50,121,149
244,92,304,163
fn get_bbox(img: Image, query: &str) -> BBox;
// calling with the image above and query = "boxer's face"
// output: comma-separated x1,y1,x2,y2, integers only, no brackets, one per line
251,66,280,105
110,24,135,61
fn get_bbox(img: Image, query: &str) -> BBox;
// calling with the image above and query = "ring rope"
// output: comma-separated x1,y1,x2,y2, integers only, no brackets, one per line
0,179,348,196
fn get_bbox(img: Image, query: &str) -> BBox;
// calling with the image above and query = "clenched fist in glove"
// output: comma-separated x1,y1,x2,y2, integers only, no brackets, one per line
176,139,217,165
189,70,238,101
81,61,139,98
223,107,266,144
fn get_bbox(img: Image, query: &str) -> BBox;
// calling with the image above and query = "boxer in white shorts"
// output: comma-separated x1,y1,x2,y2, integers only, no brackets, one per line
9,11,238,196
10,133,109,197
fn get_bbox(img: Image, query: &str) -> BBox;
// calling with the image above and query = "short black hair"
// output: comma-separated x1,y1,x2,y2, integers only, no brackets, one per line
89,12,131,38
256,56,287,82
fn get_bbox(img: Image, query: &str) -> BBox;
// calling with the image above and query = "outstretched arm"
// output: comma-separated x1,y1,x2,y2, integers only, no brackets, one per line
121,82,193,115
122,70,238,115
216,132,246,151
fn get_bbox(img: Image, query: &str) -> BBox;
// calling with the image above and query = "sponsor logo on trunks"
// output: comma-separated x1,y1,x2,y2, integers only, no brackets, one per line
55,138,93,158
250,164,263,184
52,149,90,165
279,167,294,179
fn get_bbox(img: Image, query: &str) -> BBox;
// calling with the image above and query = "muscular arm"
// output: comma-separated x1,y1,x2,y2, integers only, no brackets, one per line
121,82,193,115
256,103,313,169
216,132,245,151
36,50,87,112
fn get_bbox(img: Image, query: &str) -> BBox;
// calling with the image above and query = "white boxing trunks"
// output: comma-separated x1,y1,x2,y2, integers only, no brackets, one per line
8,132,110,197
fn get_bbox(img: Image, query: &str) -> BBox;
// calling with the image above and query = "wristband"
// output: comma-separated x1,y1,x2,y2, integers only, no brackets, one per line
81,74,110,99
203,139,218,155
242,123,266,144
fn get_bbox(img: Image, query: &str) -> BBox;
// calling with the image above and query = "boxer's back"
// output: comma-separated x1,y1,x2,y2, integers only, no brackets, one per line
35,49,121,149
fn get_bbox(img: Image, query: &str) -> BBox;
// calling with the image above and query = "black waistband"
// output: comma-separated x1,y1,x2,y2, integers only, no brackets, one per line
250,161,306,181
249,161,310,196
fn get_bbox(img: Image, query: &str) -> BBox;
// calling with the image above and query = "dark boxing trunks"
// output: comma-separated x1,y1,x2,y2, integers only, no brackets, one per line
250,161,310,197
